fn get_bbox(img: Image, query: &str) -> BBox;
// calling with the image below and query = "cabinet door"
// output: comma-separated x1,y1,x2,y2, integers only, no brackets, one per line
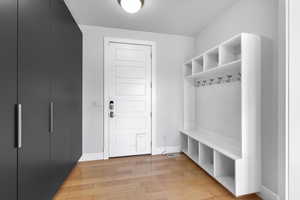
18,0,53,199
50,0,77,186
69,25,83,163
0,0,18,199
64,2,83,165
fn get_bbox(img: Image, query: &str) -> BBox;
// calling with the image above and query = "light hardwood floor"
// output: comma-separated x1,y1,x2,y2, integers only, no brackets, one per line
54,154,261,200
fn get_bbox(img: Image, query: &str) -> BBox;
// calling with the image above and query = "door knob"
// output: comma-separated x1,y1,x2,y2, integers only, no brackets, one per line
109,111,115,118
109,101,114,110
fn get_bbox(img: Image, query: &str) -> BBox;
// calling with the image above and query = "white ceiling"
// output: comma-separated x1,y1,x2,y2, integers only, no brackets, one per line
65,0,239,36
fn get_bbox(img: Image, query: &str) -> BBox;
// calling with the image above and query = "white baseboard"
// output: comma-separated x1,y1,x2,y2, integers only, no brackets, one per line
257,186,280,200
79,153,104,162
80,147,181,161
152,145,181,155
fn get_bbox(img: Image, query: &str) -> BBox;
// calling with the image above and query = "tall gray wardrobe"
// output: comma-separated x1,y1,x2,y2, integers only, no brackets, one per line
0,0,82,199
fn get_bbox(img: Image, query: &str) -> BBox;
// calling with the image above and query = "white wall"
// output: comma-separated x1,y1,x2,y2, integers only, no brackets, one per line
80,25,195,157
79,1,281,197
194,0,279,196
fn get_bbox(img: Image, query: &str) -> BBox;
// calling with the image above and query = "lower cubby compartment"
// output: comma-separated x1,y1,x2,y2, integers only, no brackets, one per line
214,151,236,194
181,133,188,154
188,137,199,162
199,143,214,176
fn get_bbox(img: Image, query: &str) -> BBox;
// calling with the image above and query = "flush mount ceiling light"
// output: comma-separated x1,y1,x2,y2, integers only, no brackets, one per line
117,0,144,14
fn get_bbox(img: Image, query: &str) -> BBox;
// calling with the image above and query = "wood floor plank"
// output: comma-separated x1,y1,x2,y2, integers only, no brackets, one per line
54,154,261,200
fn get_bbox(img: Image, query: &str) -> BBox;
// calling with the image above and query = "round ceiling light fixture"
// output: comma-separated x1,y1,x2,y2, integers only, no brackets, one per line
118,0,144,14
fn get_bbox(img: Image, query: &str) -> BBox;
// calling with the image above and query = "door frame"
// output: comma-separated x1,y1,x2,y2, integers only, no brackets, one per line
279,0,300,199
278,0,287,200
283,0,300,199
103,37,156,159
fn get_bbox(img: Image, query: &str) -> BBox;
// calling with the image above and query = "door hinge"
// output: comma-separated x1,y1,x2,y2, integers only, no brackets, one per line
150,112,152,117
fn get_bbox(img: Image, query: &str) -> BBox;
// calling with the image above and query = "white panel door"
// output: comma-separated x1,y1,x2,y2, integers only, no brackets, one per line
107,42,152,157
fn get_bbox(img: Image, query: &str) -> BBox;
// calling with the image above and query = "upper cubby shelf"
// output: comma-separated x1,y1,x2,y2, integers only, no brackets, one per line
184,34,243,80
192,56,204,74
204,47,219,70
186,59,241,80
184,60,193,76
220,35,242,65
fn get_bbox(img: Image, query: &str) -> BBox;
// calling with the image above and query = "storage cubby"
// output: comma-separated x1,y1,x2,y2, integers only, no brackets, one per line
192,56,204,74
199,143,214,175
181,133,188,154
220,35,242,65
184,61,193,76
214,151,235,194
182,33,261,196
188,137,199,162
204,48,219,70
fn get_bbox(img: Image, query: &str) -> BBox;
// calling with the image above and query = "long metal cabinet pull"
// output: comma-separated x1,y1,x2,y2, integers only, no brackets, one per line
18,104,22,149
50,102,54,133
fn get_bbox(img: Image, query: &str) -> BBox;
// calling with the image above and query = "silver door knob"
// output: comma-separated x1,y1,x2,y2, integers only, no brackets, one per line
109,111,115,118
109,101,114,110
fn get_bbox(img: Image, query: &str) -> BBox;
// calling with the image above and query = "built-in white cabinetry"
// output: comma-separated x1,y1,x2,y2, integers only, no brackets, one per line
184,60,193,76
181,33,261,197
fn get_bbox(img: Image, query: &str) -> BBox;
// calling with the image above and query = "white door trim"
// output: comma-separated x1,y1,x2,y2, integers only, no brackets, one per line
103,37,156,159
282,0,300,199
278,0,288,200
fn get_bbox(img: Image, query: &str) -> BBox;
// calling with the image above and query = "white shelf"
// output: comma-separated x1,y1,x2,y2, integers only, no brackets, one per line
199,142,214,175
189,154,198,163
217,176,235,194
184,60,193,76
186,60,241,80
202,163,214,176
193,56,204,74
182,33,261,196
204,47,219,70
220,35,242,65
180,129,241,160
214,151,235,194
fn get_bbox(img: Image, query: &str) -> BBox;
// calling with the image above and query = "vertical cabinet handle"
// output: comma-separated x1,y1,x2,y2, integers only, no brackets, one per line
50,102,54,133
18,104,22,149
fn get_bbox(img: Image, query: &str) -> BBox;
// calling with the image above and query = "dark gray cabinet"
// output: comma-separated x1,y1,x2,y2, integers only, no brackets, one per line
49,0,82,191
18,0,53,199
0,0,82,199
0,0,18,199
